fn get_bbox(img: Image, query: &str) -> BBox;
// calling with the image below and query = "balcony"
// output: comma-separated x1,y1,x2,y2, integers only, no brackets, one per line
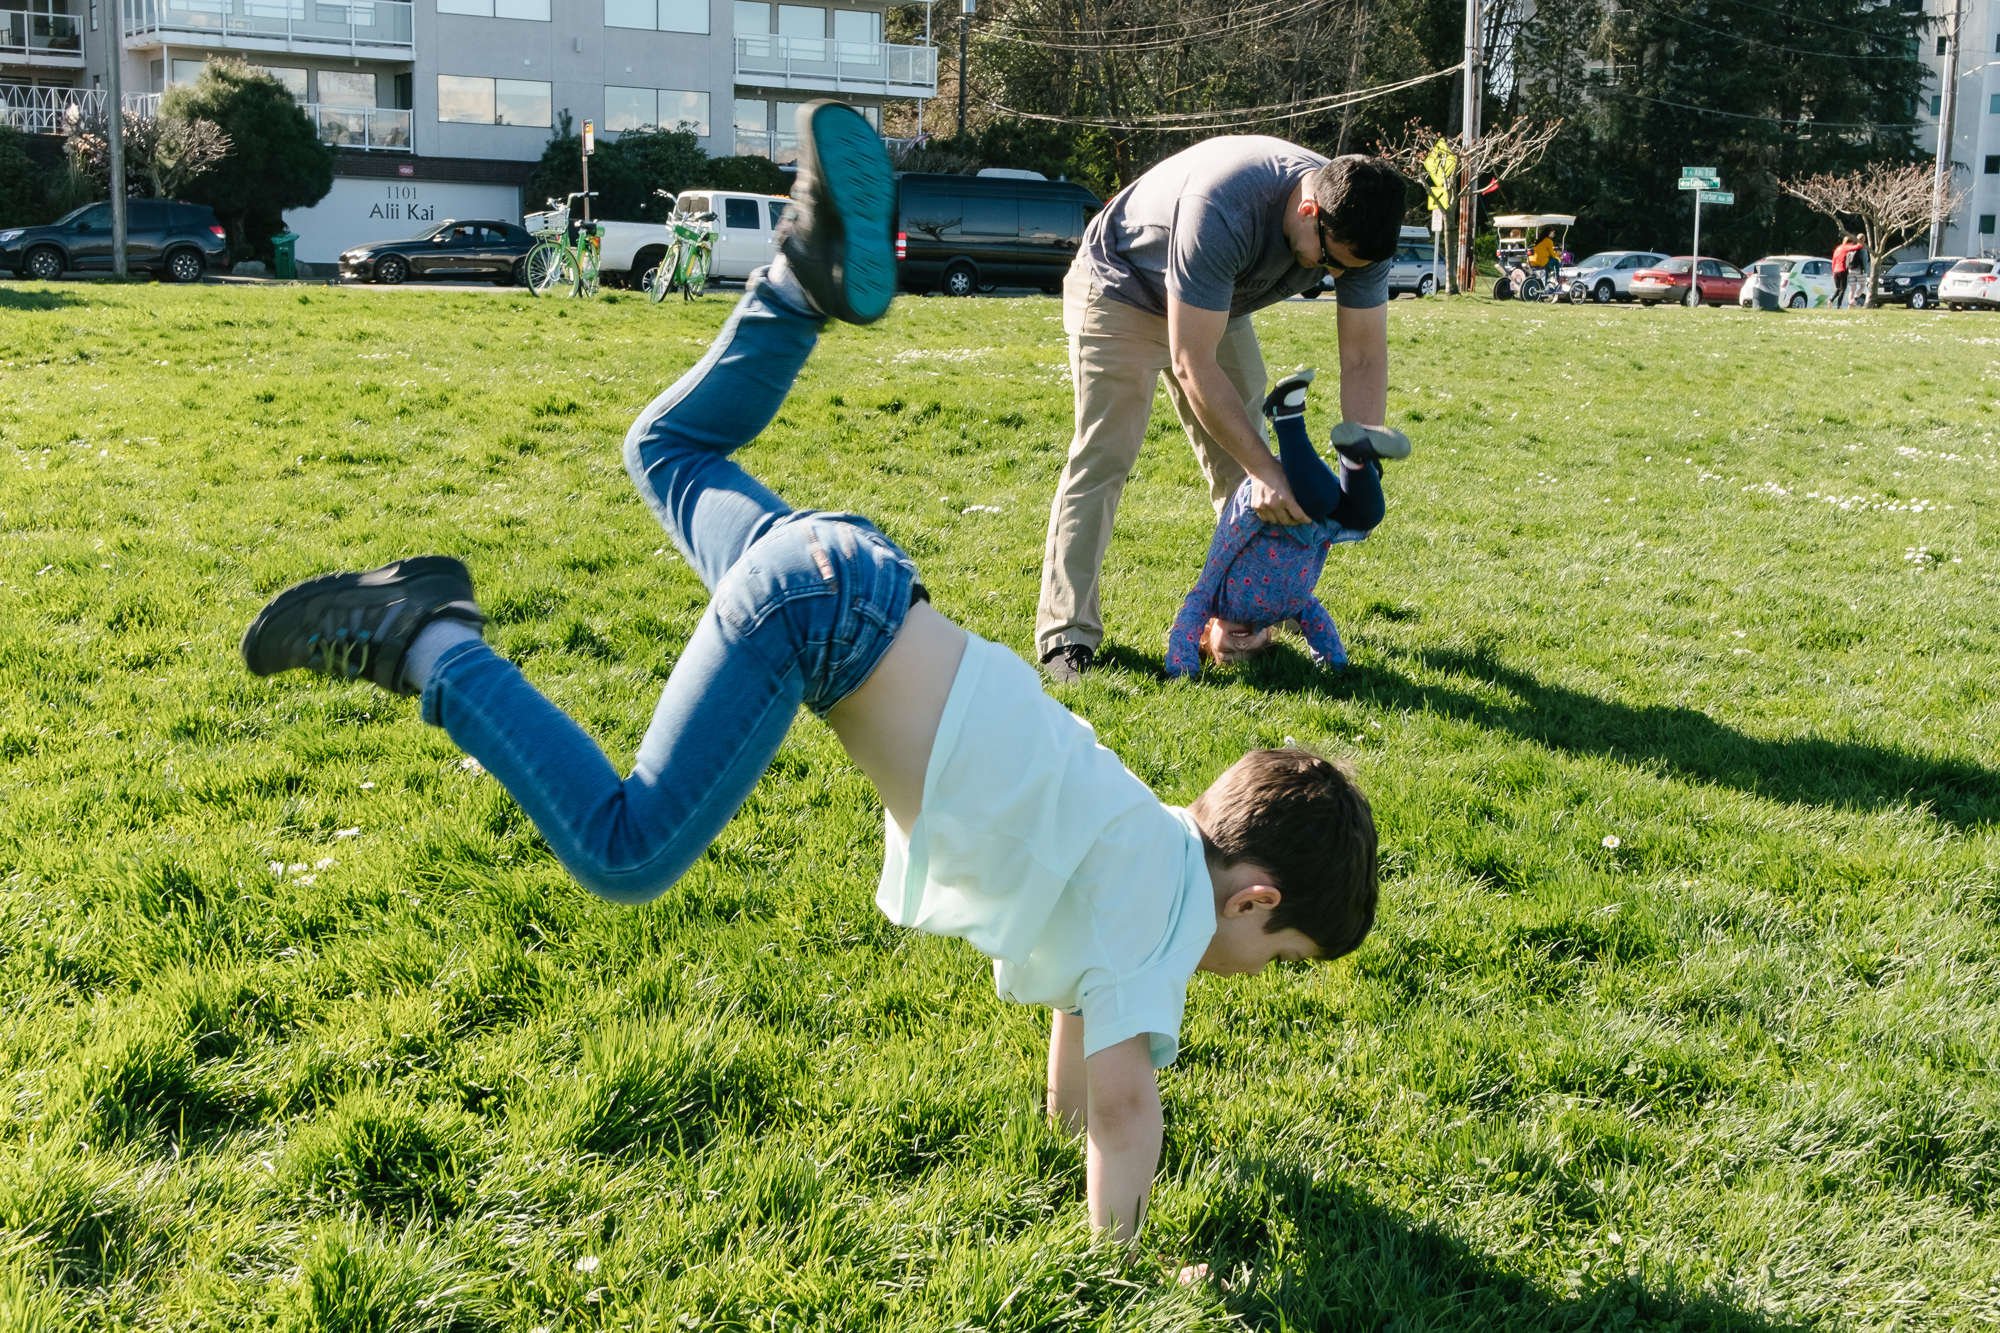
125,89,411,150
1,1,83,64
735,35,936,98
0,84,107,133
123,0,412,54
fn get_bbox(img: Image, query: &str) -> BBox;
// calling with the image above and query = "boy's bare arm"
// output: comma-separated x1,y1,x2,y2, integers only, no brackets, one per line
1085,1034,1163,1244
826,602,967,835
1048,1010,1088,1134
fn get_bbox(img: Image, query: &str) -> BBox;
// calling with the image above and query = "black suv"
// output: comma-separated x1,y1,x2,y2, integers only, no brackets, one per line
896,173,1102,296
1878,256,1962,310
2,199,229,282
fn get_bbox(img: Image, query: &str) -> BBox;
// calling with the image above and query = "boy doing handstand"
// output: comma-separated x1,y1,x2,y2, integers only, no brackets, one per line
239,103,1379,1242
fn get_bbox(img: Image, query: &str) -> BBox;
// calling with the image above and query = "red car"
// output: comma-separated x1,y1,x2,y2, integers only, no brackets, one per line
1629,256,1747,307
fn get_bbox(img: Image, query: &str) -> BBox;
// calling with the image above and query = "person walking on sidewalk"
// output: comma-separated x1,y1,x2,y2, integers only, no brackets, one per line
1034,139,1406,682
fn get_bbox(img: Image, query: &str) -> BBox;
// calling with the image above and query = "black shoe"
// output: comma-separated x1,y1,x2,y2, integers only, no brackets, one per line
779,100,895,325
1040,643,1095,683
1262,366,1317,421
241,556,485,697
1328,421,1413,464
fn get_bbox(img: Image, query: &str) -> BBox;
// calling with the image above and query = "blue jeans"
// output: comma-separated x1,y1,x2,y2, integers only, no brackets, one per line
420,265,918,905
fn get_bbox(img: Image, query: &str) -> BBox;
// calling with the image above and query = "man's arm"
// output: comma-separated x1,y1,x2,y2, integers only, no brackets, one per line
1335,300,1389,427
1084,1033,1164,1244
1167,298,1309,526
1048,1010,1087,1134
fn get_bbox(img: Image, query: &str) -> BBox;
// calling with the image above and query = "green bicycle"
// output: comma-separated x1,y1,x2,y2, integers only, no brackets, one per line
645,201,716,304
524,191,602,299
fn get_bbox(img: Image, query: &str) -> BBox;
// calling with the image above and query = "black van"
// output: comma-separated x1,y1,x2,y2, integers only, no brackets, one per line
895,173,1102,296
1,199,231,282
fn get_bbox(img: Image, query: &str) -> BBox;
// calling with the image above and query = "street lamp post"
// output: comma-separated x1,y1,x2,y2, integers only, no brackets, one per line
105,0,127,277
956,0,972,140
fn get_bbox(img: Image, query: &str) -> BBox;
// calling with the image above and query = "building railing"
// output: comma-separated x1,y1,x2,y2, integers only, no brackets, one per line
735,35,937,97
2,1,83,60
308,102,409,149
123,0,413,51
733,128,798,165
0,86,158,134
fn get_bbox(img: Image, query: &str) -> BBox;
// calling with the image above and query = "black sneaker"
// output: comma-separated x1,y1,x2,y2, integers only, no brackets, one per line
1040,643,1095,683
779,99,895,325
1262,366,1317,421
1328,421,1413,464
241,556,485,697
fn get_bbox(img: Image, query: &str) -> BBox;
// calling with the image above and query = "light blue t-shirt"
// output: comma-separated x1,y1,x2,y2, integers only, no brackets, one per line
876,635,1215,1068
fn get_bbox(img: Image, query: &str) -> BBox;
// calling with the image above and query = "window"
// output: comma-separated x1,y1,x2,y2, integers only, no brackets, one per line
437,74,493,122
438,74,551,126
170,57,205,85
832,6,877,42
1617,254,1646,269
439,0,550,15
1987,155,2000,174
1992,93,2000,113
768,199,787,227
494,78,551,125
1936,34,1947,54
734,0,768,30
317,69,376,106
605,0,705,31
256,65,307,99
724,197,759,228
1931,95,1942,115
605,87,710,135
777,4,823,35
1982,215,1997,234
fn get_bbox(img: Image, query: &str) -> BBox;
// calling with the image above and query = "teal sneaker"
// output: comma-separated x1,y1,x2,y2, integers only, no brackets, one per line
780,99,895,324
1261,366,1316,421
240,555,485,697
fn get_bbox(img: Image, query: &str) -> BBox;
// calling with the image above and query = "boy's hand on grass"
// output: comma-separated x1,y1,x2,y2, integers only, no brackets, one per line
1084,1034,1163,1246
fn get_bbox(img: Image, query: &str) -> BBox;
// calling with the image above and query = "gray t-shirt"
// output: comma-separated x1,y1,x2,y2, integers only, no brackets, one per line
1081,135,1391,319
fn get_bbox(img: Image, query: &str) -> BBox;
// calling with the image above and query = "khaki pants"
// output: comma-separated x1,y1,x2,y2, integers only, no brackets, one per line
1034,264,1268,659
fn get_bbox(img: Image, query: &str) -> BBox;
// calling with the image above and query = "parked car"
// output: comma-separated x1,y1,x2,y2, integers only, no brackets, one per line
340,220,535,285
1735,254,1836,309
1306,225,1435,299
896,171,1102,296
1629,256,1745,306
661,191,790,281
2,198,228,282
1559,250,1669,304
1877,257,1962,309
1939,257,2000,310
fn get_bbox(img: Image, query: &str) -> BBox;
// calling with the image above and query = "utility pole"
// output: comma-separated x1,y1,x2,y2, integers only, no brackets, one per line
1456,0,1481,293
1928,0,1965,256
916,0,934,139
105,0,127,277
956,0,972,140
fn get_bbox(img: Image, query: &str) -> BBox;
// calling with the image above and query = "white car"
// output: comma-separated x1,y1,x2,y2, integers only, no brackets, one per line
1939,257,2000,310
1562,250,1669,304
1736,254,1836,308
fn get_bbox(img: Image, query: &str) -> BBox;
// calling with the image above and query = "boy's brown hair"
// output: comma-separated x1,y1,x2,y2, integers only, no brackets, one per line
1190,748,1378,960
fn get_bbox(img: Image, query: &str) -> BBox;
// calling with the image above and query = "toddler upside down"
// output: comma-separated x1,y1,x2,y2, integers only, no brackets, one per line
1164,368,1409,675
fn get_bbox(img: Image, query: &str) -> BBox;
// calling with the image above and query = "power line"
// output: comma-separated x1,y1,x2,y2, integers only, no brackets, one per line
986,0,1325,44
980,2,1334,53
988,63,1465,128
1617,0,1924,61
1703,0,1921,42
1603,86,1921,129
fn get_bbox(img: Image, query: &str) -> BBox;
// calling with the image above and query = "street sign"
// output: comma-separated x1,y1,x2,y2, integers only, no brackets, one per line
1678,178,1706,190
1682,166,1719,181
1699,190,1734,204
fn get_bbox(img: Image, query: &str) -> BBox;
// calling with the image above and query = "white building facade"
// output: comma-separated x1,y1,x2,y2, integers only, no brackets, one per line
1920,0,2000,256
2,0,934,260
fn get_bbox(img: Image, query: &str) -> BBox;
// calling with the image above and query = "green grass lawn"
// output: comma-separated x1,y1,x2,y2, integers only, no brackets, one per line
0,280,1995,1332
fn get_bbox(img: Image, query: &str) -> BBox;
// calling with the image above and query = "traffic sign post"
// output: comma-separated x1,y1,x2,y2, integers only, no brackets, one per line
1687,175,1730,307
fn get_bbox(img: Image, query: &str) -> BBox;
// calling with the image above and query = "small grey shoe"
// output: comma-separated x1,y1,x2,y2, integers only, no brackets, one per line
241,555,485,697
1040,643,1095,683
778,99,895,325
1262,366,1317,421
1329,421,1413,464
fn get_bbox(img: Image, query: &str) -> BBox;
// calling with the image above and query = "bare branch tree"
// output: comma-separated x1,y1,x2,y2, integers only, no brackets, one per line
1783,161,1970,300
1376,116,1563,292
62,106,231,199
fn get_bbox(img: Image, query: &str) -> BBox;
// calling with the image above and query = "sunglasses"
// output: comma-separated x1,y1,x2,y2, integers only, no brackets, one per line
1315,214,1358,272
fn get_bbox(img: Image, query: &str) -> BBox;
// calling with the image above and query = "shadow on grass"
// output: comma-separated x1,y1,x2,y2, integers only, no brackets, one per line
0,287,87,311
1102,637,2000,828
1204,1162,1808,1332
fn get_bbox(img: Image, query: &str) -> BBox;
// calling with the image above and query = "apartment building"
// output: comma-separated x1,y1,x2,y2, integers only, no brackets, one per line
3,0,934,261
1919,0,2000,256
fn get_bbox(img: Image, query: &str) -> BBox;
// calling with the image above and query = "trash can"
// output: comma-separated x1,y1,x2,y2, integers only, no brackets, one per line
272,232,299,280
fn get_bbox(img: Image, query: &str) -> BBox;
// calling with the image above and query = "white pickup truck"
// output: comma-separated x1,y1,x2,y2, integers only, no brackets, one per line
525,189,791,289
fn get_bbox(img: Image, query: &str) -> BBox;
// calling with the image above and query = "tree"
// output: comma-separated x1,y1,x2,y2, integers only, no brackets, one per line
62,106,230,199
1784,162,1971,299
528,114,727,222
1377,116,1562,291
0,126,43,226
165,58,333,255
